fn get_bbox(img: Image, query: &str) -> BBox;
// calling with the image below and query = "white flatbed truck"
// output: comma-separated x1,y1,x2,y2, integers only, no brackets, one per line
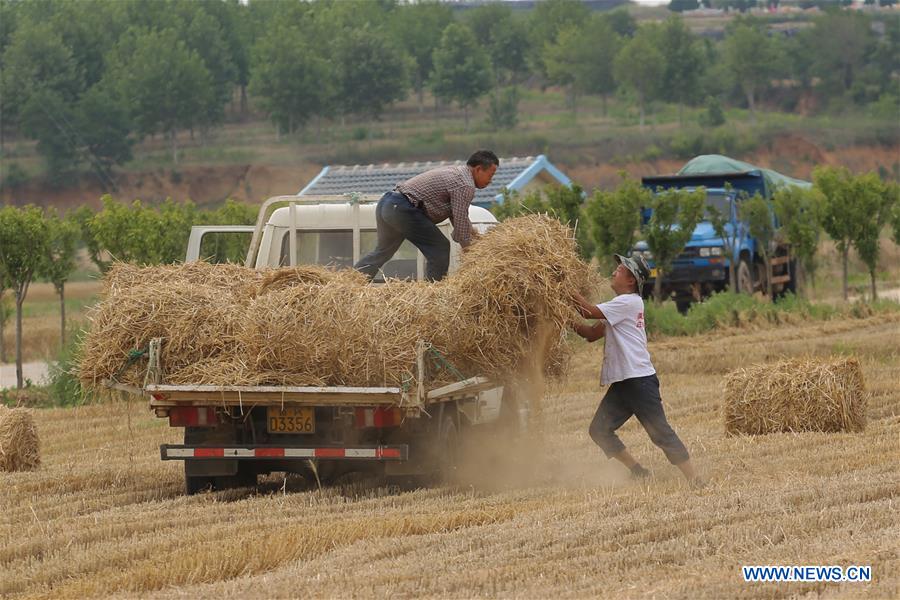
109,195,526,494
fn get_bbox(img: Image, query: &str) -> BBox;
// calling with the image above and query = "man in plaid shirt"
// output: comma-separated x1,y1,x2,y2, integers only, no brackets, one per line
354,150,499,281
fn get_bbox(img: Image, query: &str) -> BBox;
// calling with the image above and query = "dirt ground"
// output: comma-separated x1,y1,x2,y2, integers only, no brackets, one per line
1,314,898,599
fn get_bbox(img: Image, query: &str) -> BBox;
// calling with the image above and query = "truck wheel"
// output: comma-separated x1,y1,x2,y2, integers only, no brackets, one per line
736,259,754,295
675,298,692,314
185,468,214,495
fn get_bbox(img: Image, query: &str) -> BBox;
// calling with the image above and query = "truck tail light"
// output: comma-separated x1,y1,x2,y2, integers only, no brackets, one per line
169,407,217,428
354,407,402,429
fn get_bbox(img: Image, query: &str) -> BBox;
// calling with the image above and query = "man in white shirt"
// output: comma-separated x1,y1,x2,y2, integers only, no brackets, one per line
572,254,703,487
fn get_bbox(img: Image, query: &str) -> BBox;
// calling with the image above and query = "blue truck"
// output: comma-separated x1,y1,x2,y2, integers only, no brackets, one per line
634,155,811,312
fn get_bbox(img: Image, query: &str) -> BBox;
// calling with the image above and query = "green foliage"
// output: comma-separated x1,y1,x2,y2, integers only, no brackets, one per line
668,0,701,11
667,126,758,160
90,195,198,267
739,193,776,296
773,185,824,290
698,96,726,127
249,25,333,132
705,200,737,290
334,28,411,120
721,17,780,113
102,27,215,161
40,209,80,293
614,27,664,125
542,17,620,115
643,291,900,337
808,11,874,97
463,2,529,84
584,176,646,267
812,166,895,299
656,16,706,117
47,327,86,407
643,188,705,301
493,184,592,259
430,23,492,127
891,185,900,245
394,1,453,101
76,84,134,170
487,86,520,131
527,0,590,77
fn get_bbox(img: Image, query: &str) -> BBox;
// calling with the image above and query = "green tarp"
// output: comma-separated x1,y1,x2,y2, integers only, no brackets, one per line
678,154,812,191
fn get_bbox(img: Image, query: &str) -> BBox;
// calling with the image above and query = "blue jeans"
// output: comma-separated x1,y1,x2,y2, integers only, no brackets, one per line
588,374,690,465
354,191,450,282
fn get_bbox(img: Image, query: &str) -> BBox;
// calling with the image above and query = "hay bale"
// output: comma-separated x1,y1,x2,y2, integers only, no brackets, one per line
723,357,866,435
0,406,40,472
79,215,600,389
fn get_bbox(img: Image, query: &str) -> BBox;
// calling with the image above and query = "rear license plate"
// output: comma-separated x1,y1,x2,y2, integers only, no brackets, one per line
267,406,315,434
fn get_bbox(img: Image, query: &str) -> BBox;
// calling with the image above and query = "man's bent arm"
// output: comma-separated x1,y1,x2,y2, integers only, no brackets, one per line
573,292,606,320
573,320,606,342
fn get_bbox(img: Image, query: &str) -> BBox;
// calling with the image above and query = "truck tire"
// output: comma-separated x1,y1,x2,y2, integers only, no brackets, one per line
736,259,755,295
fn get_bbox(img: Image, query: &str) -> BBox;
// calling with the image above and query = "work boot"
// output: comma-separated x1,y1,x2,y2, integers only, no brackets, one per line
630,464,650,480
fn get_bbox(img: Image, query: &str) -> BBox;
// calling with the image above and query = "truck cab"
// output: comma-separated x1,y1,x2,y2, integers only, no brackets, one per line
186,194,498,280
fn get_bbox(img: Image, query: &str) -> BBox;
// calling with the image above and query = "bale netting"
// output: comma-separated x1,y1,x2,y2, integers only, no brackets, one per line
723,357,867,435
0,406,40,472
78,215,600,389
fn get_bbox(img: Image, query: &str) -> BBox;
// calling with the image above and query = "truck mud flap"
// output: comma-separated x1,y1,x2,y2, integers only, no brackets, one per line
161,444,408,461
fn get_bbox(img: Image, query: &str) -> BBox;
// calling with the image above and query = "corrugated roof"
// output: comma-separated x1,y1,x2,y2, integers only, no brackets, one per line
299,155,571,206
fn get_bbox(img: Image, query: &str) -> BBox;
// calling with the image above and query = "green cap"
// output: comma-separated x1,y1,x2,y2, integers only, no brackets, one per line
614,254,651,289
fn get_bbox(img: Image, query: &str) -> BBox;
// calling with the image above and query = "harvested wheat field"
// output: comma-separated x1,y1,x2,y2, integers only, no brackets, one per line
2,314,899,599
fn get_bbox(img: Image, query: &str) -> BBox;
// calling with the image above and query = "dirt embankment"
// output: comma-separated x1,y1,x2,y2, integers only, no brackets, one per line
3,135,897,210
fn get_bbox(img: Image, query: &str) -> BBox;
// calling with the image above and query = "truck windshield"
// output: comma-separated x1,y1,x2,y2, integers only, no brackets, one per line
279,229,418,279
706,192,732,217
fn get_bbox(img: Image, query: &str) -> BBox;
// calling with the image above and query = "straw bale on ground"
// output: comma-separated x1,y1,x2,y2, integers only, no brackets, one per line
78,215,598,389
0,406,40,472
723,357,867,435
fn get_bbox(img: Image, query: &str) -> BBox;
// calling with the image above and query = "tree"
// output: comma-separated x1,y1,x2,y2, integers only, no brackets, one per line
656,16,706,124
584,176,647,268
0,205,50,388
90,196,198,266
464,3,529,86
70,205,107,273
102,27,215,164
705,201,738,292
430,23,492,130
740,194,776,298
808,11,874,97
722,18,779,116
643,188,705,303
40,209,80,349
773,186,824,296
0,18,85,176
0,19,84,125
543,18,620,117
249,25,332,136
394,1,453,111
815,166,856,301
848,173,896,301
527,0,590,78
75,84,135,173
334,28,411,122
614,28,664,128
198,199,258,263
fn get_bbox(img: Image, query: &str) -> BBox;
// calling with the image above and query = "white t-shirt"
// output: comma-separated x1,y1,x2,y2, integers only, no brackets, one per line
597,293,656,385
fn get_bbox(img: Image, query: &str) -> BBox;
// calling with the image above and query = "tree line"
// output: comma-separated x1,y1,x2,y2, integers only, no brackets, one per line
494,167,900,303
0,198,257,388
1,0,897,182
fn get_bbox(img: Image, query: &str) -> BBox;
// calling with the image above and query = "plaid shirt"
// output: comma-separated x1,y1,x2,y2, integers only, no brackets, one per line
395,165,475,246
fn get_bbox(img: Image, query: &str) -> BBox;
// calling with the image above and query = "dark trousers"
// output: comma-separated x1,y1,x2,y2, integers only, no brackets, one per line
588,374,690,465
354,191,450,282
